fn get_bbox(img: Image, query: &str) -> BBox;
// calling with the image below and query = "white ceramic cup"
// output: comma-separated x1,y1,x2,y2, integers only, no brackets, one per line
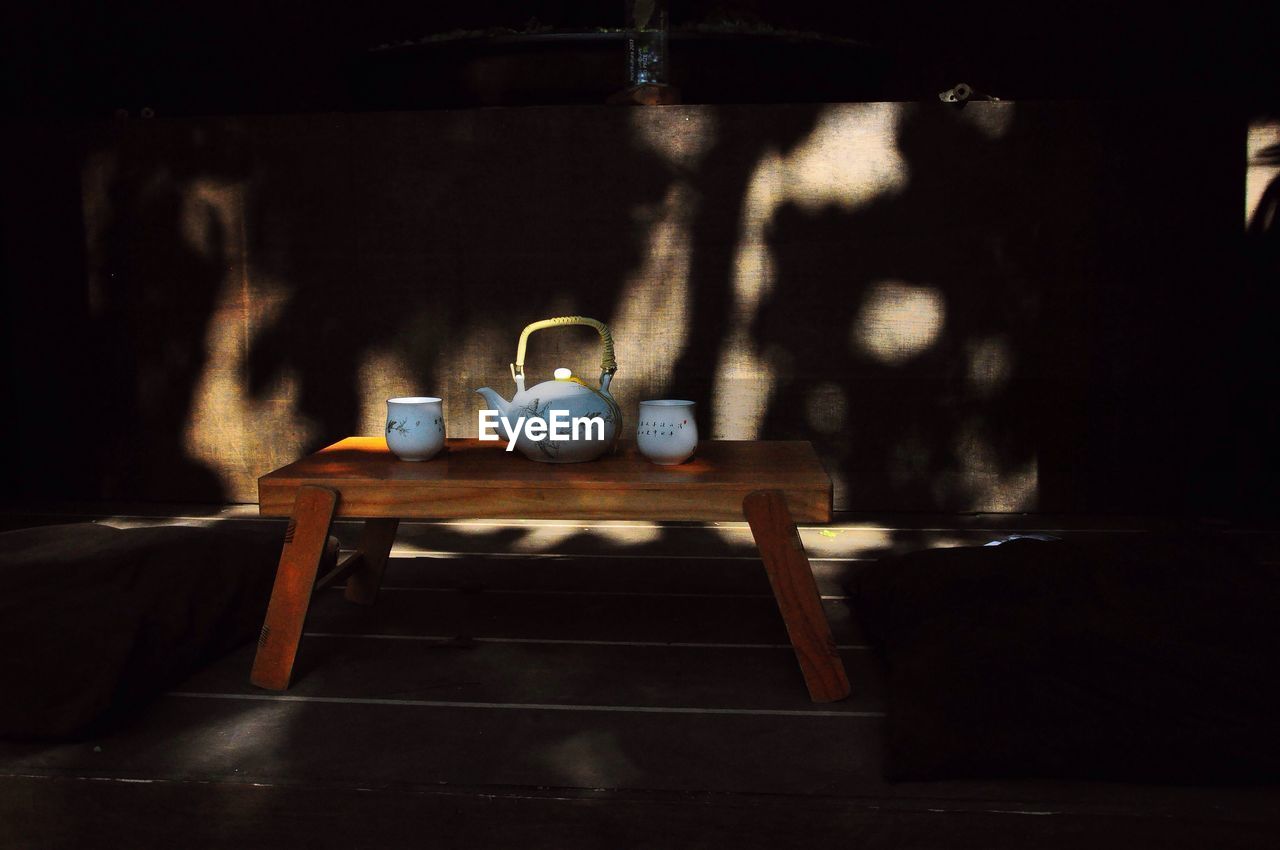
636,400,697,465
385,397,445,461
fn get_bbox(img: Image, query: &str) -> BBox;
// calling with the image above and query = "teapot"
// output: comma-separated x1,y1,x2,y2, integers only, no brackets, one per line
475,316,622,463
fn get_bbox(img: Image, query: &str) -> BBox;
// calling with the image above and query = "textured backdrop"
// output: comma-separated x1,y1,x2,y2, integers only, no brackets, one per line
5,102,1272,513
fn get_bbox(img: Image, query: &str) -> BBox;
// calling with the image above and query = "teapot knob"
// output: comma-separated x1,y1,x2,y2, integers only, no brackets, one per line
554,368,572,381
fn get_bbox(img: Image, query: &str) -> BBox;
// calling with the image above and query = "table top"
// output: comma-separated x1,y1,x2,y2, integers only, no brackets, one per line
258,437,832,523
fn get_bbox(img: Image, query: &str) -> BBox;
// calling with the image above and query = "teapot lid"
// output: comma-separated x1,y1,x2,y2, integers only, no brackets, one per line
549,367,597,391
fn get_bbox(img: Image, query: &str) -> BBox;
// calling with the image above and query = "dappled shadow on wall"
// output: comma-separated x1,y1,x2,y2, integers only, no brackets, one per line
77,104,1062,511
79,111,680,502
72,101,1257,514
675,101,1069,512
230,106,831,502
238,110,677,501
80,121,257,502
1239,118,1280,516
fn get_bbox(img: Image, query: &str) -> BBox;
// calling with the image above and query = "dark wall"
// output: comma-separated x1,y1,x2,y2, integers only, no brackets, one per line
3,100,1275,515
5,2,1280,117
3,3,1277,515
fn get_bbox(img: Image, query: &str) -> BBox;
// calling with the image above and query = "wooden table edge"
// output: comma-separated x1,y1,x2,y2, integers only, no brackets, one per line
255,495,833,524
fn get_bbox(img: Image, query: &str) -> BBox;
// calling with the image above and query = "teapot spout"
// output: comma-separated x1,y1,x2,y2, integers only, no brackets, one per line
474,387,511,417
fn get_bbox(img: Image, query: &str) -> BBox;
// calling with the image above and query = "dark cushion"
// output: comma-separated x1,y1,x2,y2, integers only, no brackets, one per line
0,522,282,740
850,534,1280,782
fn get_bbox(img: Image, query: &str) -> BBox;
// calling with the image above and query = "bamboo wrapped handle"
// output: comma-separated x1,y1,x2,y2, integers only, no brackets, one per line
512,316,617,380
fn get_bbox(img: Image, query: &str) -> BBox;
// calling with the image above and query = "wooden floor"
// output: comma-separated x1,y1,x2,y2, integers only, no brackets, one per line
2,507,1278,848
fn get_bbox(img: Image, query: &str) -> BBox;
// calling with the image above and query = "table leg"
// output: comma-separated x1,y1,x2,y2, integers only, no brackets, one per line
250,485,338,690
344,518,399,605
743,489,851,703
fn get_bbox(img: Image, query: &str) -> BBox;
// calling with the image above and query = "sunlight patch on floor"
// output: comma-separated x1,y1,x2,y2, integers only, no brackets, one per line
164,699,303,773
534,730,641,789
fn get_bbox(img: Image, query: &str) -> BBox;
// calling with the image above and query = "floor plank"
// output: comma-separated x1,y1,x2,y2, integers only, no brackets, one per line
3,505,1279,846
4,696,1276,826
0,693,886,796
4,774,1277,850
176,637,884,713
304,576,864,645
335,553,864,598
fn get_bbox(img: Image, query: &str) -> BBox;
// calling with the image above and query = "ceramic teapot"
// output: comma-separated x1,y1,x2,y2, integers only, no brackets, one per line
475,316,622,463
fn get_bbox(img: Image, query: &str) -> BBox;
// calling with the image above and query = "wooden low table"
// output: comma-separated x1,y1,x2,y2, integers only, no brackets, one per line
251,437,850,703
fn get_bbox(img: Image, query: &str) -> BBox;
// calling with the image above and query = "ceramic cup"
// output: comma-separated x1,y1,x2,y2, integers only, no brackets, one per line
636,400,697,465
385,397,445,461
